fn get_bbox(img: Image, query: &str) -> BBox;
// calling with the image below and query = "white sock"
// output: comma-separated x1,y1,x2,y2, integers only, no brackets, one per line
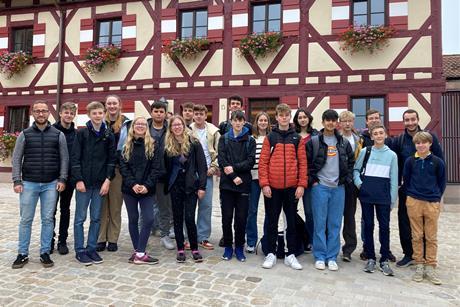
136,252,145,257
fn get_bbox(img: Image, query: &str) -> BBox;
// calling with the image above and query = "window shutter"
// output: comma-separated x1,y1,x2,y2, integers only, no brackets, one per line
232,2,249,40
329,95,349,113
281,96,299,108
80,18,94,55
282,0,300,37
207,5,224,43
331,0,350,34
32,23,46,58
388,93,408,135
122,14,136,51
389,0,408,30
161,8,177,42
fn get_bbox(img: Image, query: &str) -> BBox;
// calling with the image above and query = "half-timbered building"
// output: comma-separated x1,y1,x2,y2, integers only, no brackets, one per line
0,0,444,146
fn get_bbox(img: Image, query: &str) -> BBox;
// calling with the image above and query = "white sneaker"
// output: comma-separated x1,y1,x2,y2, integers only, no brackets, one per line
161,236,175,250
284,254,303,270
328,260,339,271
246,245,255,253
315,260,326,270
262,253,277,269
168,227,175,239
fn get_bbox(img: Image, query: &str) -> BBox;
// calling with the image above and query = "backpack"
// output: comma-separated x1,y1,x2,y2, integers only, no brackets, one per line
267,132,300,157
359,146,373,179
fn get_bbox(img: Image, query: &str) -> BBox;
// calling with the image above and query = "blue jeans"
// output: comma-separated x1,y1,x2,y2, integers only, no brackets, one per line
74,189,104,253
18,180,58,255
311,183,345,262
246,180,261,247
302,187,314,246
197,177,213,242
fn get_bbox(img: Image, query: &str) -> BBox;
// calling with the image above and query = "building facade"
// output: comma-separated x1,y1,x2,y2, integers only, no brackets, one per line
0,0,444,137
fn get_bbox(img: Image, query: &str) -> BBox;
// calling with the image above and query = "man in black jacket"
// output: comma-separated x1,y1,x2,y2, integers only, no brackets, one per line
71,101,116,266
11,101,69,269
52,102,77,255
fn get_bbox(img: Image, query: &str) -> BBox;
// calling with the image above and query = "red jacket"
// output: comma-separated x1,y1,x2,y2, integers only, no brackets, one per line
258,127,308,189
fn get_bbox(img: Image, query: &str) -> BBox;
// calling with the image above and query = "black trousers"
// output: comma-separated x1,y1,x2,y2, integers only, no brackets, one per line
53,185,74,245
342,181,358,255
221,189,249,248
264,187,298,256
170,178,198,251
398,186,413,258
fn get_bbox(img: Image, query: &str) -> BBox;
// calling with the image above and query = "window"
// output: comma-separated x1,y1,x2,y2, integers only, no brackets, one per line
352,0,385,27
248,98,279,125
351,97,385,129
252,3,281,34
97,19,122,46
12,27,33,54
7,106,30,132
180,10,208,39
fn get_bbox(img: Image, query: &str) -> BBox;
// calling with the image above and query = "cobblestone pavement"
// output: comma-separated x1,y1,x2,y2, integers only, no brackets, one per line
0,181,459,306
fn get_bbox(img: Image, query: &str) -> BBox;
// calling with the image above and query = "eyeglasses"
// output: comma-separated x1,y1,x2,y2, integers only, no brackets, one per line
33,110,49,114
171,123,183,128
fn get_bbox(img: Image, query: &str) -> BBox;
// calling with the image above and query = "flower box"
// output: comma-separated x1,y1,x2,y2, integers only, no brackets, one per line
238,32,282,59
163,38,210,61
0,132,19,162
82,45,122,75
339,25,396,54
0,51,33,79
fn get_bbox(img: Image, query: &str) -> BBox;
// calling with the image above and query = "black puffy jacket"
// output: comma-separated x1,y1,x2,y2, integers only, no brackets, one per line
306,129,355,187
119,137,163,198
71,121,116,188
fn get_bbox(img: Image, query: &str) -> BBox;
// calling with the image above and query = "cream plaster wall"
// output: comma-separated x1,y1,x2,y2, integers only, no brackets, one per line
135,101,151,118
161,55,184,78
219,98,228,123
398,36,432,68
310,96,330,130
309,0,331,35
66,8,91,56
408,93,431,129
38,12,60,58
0,16,6,27
200,49,223,76
273,44,299,74
0,64,43,88
11,0,33,6
309,43,340,72
232,49,256,75
182,51,208,76
329,38,410,70
36,63,58,87
11,14,34,22
96,4,122,14
88,58,138,83
63,62,87,85
127,2,154,51
162,0,170,10
254,51,278,73
132,55,153,80
408,0,431,30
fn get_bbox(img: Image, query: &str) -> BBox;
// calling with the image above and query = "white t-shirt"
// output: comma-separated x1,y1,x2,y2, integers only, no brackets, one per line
344,134,356,152
197,128,211,168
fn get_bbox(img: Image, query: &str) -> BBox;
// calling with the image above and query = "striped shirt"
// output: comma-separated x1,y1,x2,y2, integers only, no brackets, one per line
251,135,265,180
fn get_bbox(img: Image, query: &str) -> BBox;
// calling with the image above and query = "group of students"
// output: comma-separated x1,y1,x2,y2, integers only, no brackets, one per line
11,95,446,285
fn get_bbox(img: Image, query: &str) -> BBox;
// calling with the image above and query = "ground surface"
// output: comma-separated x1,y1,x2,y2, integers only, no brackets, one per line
0,179,459,307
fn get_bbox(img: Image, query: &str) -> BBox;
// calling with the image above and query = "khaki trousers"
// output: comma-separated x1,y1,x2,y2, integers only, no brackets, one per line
98,168,123,243
406,196,441,267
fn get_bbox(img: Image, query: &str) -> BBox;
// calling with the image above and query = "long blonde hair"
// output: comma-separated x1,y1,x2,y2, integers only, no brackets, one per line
105,94,124,133
122,117,155,161
165,115,192,157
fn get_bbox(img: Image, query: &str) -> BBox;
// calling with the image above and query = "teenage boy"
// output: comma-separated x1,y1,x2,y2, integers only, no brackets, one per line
218,110,256,262
392,109,444,268
11,101,69,269
148,100,175,250
181,102,195,127
307,109,354,271
190,104,221,250
52,102,77,255
404,132,446,285
353,124,398,276
71,101,116,265
258,103,307,270
339,111,362,262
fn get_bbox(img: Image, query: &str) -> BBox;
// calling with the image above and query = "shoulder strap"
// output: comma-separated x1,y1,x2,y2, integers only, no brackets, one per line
312,135,319,162
398,133,405,152
360,146,373,177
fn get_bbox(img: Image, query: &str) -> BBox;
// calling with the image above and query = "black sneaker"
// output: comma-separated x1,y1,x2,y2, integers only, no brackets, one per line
191,250,203,263
40,253,54,268
304,244,312,254
342,253,351,262
379,261,394,276
107,242,118,252
96,242,106,252
87,250,104,264
57,243,69,255
50,243,55,254
76,252,93,266
396,255,414,268
176,251,186,263
388,250,396,262
12,254,29,269
218,237,225,247
359,250,367,261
